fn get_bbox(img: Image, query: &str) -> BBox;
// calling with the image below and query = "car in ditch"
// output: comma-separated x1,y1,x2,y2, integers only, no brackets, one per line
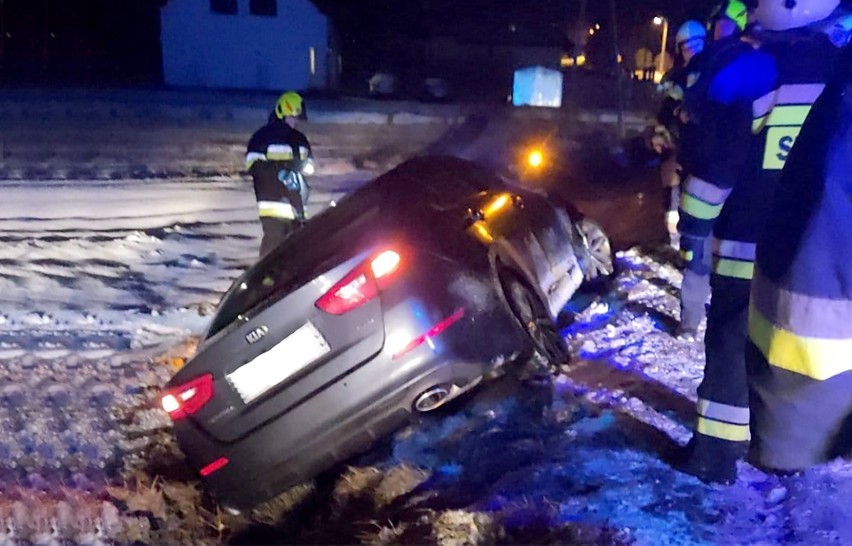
159,155,613,510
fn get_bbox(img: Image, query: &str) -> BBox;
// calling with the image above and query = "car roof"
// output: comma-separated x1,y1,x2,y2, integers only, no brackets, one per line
369,155,507,201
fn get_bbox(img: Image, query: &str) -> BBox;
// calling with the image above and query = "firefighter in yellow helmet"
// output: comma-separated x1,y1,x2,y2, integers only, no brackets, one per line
245,91,314,256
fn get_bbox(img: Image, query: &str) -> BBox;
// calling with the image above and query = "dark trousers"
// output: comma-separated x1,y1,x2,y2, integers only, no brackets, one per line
259,217,298,257
684,276,751,483
699,275,750,407
748,345,852,471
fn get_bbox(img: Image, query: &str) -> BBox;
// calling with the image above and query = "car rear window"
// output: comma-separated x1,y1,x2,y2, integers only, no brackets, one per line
206,190,382,338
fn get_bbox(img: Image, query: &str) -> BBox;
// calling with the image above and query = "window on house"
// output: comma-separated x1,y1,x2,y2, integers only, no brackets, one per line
250,0,277,16
210,0,237,15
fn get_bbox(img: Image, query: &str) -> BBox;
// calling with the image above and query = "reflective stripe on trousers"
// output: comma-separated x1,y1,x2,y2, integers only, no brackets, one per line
749,268,852,380
695,275,751,444
696,398,750,442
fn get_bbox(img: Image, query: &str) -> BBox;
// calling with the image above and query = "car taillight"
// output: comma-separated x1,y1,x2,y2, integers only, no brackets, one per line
160,374,214,421
316,250,402,315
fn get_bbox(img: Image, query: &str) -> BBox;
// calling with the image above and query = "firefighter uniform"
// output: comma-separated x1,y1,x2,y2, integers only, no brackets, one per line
747,45,852,472
677,6,850,482
245,114,312,256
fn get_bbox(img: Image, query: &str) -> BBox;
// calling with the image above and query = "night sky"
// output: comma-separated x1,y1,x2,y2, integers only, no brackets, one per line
0,0,716,85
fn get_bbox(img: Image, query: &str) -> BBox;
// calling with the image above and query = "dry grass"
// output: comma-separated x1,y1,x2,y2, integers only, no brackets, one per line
433,510,499,546
373,464,431,508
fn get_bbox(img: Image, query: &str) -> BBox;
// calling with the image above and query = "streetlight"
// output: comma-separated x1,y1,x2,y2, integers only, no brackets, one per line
653,16,669,80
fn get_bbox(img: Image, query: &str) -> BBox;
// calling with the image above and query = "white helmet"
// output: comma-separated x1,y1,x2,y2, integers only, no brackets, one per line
676,20,708,45
753,0,840,31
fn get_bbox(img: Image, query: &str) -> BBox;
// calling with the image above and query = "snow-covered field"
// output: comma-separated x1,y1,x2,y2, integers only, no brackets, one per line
0,114,849,545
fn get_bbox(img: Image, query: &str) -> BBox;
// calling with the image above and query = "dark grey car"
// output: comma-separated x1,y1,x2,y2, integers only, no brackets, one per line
159,156,613,509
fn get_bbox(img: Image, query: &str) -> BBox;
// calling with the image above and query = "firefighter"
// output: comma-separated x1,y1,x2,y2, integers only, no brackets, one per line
676,0,850,484
658,21,708,249
746,36,852,472
672,1,750,340
245,91,314,257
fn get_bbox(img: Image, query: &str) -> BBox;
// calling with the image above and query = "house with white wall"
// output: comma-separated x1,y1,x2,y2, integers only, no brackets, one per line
160,0,338,91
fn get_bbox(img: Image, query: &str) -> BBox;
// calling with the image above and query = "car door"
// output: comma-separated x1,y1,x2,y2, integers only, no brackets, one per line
512,187,585,315
449,172,561,316
490,182,583,316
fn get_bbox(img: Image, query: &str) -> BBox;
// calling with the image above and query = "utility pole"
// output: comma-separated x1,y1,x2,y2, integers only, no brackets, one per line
574,0,587,57
610,0,626,139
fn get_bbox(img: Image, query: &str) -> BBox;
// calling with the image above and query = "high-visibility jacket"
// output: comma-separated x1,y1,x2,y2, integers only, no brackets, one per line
676,38,777,268
747,47,852,471
245,116,312,221
678,23,847,279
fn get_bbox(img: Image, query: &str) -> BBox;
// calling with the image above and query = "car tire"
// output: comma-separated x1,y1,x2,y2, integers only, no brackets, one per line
499,270,569,378
577,219,614,284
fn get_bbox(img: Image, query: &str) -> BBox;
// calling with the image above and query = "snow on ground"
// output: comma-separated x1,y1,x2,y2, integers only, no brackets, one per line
0,112,849,543
2,200,850,544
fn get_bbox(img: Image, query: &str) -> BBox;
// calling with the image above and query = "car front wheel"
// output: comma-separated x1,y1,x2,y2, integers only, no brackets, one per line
500,271,569,374
578,219,614,282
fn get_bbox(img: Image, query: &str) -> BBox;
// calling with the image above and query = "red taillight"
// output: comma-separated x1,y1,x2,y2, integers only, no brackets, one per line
199,457,229,477
315,250,402,315
160,374,214,421
392,308,466,359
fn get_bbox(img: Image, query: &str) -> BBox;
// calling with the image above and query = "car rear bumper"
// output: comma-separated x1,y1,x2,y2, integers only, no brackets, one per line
174,349,484,509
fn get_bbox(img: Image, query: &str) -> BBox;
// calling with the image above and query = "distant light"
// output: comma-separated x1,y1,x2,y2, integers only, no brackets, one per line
576,54,587,66
617,54,623,64
309,47,317,75
561,54,575,68
595,23,601,30
653,16,664,26
589,28,595,36
528,150,544,169
509,24,517,32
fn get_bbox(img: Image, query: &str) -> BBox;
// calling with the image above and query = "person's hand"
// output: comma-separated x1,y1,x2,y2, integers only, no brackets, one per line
647,125,674,155
660,158,682,188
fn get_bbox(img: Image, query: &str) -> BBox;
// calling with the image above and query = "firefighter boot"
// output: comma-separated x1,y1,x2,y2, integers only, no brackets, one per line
680,433,747,485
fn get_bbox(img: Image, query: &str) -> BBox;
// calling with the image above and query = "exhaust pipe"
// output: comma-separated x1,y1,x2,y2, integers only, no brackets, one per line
414,376,484,413
414,386,451,412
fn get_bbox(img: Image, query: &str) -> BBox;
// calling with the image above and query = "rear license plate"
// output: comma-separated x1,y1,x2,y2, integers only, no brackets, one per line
227,322,330,403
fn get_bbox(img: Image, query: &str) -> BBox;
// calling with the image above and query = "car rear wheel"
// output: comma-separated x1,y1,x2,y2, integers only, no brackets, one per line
500,271,569,374
578,219,614,282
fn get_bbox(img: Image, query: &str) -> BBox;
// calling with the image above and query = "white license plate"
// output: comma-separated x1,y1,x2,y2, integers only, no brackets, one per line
227,322,330,403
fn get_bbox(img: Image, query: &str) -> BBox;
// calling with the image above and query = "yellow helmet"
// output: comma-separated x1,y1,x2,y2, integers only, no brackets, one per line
274,91,305,120
710,0,750,32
